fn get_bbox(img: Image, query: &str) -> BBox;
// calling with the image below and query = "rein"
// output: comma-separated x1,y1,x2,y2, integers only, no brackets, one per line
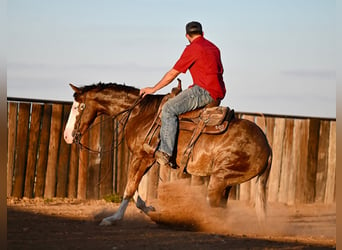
73,96,143,154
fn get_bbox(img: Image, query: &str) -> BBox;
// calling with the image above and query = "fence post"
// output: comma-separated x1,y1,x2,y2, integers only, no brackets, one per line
67,143,79,198
44,104,63,198
12,103,30,198
268,118,285,202
34,104,52,197
305,118,320,203
99,116,114,198
7,102,18,197
24,104,42,198
315,120,331,203
56,105,72,197
325,121,336,203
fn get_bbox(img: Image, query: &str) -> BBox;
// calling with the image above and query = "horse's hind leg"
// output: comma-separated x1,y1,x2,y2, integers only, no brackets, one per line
133,191,155,214
220,186,232,208
207,176,229,208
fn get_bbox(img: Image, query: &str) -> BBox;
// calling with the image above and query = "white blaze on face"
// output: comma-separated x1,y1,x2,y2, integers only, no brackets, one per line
64,101,80,144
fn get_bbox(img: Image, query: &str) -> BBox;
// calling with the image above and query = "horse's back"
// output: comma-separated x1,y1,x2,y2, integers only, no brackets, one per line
183,117,271,179
225,117,271,162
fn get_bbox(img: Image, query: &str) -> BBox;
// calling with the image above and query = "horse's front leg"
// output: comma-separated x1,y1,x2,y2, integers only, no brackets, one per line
99,198,130,226
99,155,154,226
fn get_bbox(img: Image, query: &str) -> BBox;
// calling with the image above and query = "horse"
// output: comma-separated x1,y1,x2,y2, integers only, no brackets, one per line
63,82,272,226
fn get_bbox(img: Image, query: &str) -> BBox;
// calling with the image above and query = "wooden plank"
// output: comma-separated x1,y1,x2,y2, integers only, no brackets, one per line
268,118,285,202
325,121,336,204
293,119,309,204
12,103,31,198
67,143,79,198
24,104,42,198
7,102,18,196
278,119,294,204
287,119,299,205
265,117,275,147
315,120,330,203
34,104,52,197
44,104,63,198
99,116,114,198
86,116,101,199
255,114,266,132
304,118,320,203
77,132,89,199
56,105,72,197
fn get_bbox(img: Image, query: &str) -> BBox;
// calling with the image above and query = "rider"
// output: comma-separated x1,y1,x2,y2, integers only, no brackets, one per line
139,21,226,169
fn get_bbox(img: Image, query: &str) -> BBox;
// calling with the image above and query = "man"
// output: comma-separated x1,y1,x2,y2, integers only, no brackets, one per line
140,21,226,168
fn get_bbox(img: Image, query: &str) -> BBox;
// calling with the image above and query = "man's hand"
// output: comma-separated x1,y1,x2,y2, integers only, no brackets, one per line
139,68,180,98
139,87,156,98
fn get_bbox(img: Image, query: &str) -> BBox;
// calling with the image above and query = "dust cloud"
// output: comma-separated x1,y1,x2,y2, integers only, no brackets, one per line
148,179,335,242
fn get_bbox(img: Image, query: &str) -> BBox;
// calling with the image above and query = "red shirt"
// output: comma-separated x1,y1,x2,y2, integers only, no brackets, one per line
173,36,226,100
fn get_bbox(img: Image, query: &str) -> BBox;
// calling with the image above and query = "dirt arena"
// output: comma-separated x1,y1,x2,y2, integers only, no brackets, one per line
8,180,336,249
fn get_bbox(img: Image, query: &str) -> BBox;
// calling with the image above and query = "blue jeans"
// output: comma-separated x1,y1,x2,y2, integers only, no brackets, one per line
159,85,214,156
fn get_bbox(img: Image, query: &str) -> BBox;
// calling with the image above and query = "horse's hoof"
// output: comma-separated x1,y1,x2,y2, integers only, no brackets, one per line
99,219,112,226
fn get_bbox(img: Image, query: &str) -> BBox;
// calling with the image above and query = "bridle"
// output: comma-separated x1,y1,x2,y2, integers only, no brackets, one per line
72,95,143,154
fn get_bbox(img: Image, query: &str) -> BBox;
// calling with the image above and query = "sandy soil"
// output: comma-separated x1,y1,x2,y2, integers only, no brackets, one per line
7,180,336,249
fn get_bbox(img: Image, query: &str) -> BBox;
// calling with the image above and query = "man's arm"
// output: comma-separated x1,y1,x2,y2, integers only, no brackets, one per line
140,68,180,98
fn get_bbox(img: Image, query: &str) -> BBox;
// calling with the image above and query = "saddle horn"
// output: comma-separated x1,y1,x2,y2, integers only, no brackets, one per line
177,78,182,89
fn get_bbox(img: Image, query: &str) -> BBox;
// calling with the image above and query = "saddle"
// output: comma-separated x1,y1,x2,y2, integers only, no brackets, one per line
143,81,235,174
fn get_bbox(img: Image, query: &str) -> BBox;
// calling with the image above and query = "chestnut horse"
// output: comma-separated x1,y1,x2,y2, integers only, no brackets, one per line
64,82,272,226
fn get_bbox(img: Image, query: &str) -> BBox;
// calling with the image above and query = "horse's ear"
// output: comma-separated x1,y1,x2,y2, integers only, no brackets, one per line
69,83,80,93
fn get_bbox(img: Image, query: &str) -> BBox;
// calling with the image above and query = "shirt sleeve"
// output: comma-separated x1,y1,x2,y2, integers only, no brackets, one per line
173,45,196,73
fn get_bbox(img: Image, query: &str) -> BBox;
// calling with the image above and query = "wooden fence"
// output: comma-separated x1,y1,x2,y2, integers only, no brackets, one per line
7,98,336,205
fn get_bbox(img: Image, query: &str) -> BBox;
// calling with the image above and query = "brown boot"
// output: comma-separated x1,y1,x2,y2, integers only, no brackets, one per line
155,151,179,169
155,150,172,168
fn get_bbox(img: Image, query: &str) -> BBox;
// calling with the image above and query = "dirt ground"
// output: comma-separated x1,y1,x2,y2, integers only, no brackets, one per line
7,180,336,249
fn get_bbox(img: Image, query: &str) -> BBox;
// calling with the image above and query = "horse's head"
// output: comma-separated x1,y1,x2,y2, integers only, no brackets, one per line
64,83,98,144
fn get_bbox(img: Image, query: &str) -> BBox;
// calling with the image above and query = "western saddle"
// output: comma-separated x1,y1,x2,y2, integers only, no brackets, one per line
143,79,235,174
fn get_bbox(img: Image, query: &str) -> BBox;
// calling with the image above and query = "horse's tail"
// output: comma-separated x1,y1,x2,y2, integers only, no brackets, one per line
255,145,272,222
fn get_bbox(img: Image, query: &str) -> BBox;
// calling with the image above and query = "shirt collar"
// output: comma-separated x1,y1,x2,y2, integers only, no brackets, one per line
191,36,204,44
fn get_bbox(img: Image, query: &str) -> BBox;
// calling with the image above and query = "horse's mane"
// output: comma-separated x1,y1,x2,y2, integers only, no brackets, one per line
139,94,164,113
74,82,140,98
74,81,164,112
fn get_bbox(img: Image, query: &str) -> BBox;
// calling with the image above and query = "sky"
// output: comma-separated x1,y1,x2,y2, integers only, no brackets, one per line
7,0,336,118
